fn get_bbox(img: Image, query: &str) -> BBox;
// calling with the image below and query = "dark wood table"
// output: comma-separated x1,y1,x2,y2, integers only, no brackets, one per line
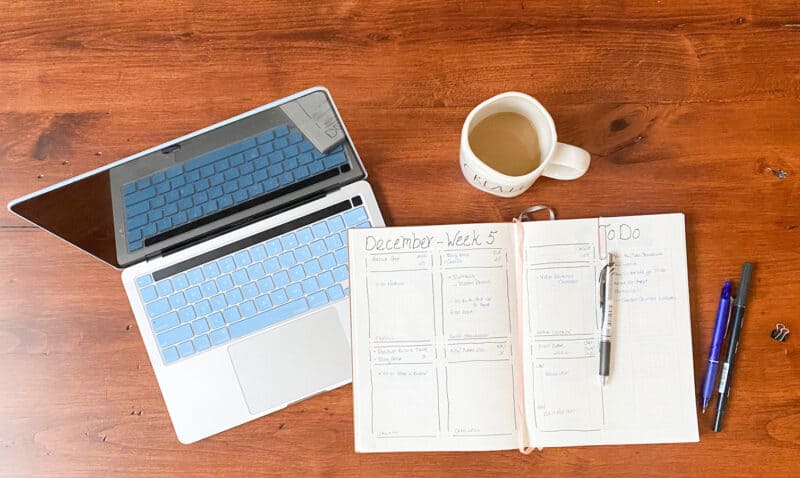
2,1,799,476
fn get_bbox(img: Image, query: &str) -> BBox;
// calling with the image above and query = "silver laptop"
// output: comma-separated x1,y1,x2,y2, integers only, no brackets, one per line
8,87,384,443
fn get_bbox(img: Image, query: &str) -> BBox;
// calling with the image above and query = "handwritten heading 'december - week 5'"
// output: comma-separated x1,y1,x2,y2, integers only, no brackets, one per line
364,229,501,251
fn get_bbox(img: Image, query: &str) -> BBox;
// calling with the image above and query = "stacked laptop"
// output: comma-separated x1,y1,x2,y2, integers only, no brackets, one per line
8,88,385,443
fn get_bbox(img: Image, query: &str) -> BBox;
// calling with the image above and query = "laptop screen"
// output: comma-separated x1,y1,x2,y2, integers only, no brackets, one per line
9,88,367,268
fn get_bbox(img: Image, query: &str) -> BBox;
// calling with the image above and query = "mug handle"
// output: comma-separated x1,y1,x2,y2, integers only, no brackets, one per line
542,142,591,180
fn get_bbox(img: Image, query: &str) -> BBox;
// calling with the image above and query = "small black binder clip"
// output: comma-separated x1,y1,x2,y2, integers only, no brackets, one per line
771,323,790,342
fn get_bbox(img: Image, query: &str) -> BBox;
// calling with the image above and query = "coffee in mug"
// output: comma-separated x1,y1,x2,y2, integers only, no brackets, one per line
468,111,542,176
460,92,591,197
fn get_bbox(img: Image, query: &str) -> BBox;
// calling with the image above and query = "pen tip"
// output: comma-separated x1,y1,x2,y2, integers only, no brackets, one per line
600,376,608,386
702,406,707,414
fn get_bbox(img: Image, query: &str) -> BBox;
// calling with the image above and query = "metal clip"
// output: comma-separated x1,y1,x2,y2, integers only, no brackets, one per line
598,264,608,311
517,205,556,222
771,323,790,342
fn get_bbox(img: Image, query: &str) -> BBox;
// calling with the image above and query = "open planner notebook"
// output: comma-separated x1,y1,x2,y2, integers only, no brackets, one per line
348,213,699,452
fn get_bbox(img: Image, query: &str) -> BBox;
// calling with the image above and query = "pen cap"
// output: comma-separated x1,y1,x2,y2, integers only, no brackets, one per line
734,262,754,307
721,280,732,300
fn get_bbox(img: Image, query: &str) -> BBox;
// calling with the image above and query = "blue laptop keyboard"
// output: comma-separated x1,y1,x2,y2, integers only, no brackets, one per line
134,203,371,365
122,123,347,253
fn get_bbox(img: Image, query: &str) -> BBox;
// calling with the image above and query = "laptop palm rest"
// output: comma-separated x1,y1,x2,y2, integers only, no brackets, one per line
228,307,351,415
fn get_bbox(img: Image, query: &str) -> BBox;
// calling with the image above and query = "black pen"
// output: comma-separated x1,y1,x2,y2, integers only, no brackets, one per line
713,262,753,432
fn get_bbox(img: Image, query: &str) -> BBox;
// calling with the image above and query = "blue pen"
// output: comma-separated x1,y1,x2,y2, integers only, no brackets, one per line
701,280,732,413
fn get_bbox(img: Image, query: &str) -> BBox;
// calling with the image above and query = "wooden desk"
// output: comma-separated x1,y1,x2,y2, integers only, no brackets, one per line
1,1,798,475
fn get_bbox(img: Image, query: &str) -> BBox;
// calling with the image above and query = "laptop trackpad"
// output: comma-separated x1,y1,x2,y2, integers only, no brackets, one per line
228,308,351,415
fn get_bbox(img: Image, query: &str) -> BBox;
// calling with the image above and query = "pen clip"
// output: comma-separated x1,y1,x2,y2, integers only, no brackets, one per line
598,264,608,312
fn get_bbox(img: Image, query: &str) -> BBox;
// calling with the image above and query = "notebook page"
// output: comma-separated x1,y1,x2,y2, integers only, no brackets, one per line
349,224,520,452
521,214,698,447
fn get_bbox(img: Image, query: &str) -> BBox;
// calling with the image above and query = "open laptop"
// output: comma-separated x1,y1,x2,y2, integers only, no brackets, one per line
8,87,384,443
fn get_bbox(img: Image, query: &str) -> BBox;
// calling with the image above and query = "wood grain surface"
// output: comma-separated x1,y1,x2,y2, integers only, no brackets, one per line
1,1,799,476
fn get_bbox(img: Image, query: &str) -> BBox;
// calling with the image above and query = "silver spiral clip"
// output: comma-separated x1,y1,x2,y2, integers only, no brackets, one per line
517,205,556,222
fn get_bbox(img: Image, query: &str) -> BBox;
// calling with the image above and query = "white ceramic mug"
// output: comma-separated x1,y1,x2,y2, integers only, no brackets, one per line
459,92,591,197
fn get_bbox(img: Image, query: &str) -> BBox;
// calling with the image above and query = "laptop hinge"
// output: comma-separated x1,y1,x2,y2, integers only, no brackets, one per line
154,190,330,261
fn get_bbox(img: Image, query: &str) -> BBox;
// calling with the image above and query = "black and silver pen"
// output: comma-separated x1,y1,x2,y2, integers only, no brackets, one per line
713,262,753,432
599,253,616,386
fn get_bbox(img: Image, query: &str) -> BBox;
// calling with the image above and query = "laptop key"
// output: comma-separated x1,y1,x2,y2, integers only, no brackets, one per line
228,298,309,339
217,274,234,291
327,284,345,301
317,271,334,288
335,247,348,265
288,265,305,282
327,215,345,233
172,273,189,290
307,291,328,308
209,328,230,345
257,276,275,293
208,312,225,329
185,286,202,303
201,281,218,297
234,250,251,267
146,298,171,317
255,294,272,311
194,335,211,352
250,245,267,262
343,206,368,227
219,256,236,273
239,300,257,317
158,324,193,347
324,234,343,250
301,277,319,294
195,300,212,316
187,268,204,285
247,263,266,279
242,282,259,299
226,288,243,304
304,259,322,276
310,240,326,256
265,257,280,273
280,233,298,250
333,265,348,282
296,227,314,244
266,239,282,255
232,269,249,285
203,262,221,278
178,341,195,358
210,294,227,311
223,307,241,324
274,137,288,149
273,271,290,287
156,280,174,297
163,347,180,364
295,245,311,262
312,222,329,239
152,311,179,332
286,283,303,299
140,286,157,303
169,291,187,309
270,288,288,305
178,306,196,323
319,253,336,270
192,318,209,335
279,251,296,268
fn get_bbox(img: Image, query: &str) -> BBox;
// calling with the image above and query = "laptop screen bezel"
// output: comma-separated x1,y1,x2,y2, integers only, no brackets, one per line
7,86,368,270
